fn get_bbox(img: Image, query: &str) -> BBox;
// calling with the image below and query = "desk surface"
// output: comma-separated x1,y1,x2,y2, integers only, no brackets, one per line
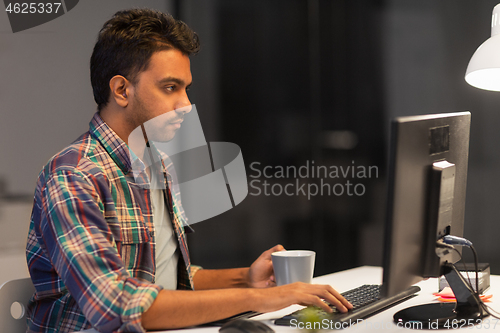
79,266,500,332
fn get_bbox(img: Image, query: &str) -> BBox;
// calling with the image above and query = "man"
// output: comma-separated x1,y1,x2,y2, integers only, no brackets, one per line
26,9,352,333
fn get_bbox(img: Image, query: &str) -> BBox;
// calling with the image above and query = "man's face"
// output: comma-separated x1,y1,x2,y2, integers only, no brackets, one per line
127,48,192,142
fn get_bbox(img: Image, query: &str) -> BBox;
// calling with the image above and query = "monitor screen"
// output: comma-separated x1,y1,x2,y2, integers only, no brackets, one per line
380,111,487,328
382,111,471,298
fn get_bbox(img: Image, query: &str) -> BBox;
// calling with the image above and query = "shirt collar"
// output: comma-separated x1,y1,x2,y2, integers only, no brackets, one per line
89,113,167,185
89,112,135,174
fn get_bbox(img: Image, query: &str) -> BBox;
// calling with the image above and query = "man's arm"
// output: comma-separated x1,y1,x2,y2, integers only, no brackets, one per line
143,245,353,330
192,268,251,289
142,282,352,330
192,245,283,290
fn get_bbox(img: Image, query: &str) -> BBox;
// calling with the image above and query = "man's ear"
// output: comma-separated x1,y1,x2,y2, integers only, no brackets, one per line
109,75,131,108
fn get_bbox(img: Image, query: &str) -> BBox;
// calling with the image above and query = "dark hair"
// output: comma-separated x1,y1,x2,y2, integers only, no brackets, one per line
90,8,200,111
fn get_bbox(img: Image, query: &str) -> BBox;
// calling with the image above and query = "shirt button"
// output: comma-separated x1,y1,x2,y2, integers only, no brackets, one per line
149,231,154,237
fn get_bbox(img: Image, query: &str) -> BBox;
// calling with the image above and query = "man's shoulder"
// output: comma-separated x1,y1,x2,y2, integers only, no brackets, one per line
39,131,104,181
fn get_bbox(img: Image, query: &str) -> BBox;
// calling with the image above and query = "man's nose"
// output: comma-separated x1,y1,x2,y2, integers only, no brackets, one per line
175,103,192,115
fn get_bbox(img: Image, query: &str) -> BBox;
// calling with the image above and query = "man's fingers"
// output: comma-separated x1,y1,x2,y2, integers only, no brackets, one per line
310,296,333,313
318,287,349,313
275,244,285,252
266,244,285,256
301,284,350,313
325,285,353,310
297,295,332,314
258,282,352,314
325,296,348,313
267,280,276,287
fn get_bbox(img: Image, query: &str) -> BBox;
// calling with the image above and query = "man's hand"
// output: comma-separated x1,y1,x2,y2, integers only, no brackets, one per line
247,244,285,288
145,245,354,329
251,281,354,314
142,281,354,330
192,244,284,290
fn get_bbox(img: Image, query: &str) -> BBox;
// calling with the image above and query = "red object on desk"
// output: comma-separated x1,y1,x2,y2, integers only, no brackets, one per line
433,287,492,303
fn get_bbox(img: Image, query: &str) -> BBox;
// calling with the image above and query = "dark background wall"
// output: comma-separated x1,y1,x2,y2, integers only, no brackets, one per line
182,0,500,275
182,0,386,275
2,0,500,276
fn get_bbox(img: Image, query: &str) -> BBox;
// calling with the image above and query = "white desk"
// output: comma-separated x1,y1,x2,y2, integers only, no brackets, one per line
80,266,500,332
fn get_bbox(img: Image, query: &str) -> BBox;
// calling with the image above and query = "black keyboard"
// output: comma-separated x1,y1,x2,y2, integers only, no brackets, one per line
341,284,382,310
274,284,421,328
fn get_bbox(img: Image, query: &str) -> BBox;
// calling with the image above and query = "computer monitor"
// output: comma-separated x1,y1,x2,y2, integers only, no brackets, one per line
382,111,485,328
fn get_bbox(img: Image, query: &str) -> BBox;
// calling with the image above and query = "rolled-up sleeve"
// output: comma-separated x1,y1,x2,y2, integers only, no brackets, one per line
34,168,160,333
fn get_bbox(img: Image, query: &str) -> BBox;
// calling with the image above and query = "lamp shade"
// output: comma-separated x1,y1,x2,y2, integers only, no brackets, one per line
465,3,500,91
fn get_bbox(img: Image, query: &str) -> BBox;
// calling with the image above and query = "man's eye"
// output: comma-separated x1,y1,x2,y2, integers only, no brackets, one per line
166,86,175,92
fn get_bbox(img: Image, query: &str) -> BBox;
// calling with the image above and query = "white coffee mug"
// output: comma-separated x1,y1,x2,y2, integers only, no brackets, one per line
271,250,316,286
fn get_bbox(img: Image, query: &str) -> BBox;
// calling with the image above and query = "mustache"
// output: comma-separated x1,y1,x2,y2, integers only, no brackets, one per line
169,117,184,124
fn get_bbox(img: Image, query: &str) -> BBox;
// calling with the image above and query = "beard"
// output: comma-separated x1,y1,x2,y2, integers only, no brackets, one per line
129,93,179,143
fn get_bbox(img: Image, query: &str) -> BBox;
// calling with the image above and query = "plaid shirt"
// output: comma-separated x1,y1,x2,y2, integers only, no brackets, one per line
26,113,197,333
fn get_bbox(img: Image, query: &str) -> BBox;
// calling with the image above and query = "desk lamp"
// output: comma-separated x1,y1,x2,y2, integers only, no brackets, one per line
466,3,500,91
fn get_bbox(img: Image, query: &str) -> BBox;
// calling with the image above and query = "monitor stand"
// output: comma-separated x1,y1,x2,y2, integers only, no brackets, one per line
393,263,487,329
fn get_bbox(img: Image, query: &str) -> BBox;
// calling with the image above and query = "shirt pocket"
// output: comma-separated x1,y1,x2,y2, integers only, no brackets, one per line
114,214,153,277
113,184,152,245
118,213,151,244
